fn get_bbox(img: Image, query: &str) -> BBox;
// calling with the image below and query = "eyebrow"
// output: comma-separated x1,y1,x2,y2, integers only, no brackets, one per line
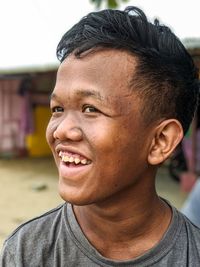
49,93,62,103
50,89,104,102
76,89,104,101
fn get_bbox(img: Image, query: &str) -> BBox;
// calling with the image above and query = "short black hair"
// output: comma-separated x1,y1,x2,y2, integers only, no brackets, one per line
57,6,199,134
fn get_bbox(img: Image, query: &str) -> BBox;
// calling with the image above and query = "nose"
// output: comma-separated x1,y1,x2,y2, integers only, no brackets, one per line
53,113,83,142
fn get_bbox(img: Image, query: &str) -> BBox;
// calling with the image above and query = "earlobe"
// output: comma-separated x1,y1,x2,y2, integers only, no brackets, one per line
148,119,183,165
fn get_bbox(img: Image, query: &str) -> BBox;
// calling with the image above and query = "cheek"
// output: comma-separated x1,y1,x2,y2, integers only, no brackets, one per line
46,120,55,146
86,118,132,156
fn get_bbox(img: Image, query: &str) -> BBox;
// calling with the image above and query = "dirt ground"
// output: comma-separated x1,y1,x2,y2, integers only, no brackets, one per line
0,157,62,249
0,157,187,249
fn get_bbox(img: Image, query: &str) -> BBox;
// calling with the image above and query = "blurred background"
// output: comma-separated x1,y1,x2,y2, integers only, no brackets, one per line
0,0,199,248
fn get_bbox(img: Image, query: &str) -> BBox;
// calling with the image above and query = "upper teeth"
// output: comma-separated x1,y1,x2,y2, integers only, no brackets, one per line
59,151,90,165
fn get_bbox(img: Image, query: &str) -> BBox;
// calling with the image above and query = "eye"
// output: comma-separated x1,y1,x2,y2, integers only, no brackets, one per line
51,106,64,113
82,105,100,113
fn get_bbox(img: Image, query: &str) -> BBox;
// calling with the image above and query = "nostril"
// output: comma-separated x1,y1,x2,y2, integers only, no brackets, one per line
52,125,83,142
68,127,83,141
53,129,59,140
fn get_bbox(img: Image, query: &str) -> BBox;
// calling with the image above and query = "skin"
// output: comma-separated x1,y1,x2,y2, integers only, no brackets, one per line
46,49,183,260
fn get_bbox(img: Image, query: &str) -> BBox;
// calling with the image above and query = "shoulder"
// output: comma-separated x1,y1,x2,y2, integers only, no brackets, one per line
3,203,66,249
180,210,200,239
163,201,200,253
1,203,68,266
174,208,200,260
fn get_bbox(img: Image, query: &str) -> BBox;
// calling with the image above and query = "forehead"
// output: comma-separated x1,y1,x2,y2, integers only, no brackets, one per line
54,50,140,109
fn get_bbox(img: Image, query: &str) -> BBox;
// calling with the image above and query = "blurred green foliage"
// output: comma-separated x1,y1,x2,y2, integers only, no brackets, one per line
90,0,130,9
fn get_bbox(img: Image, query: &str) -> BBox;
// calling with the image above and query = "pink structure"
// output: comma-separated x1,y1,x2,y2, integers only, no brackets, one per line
0,78,25,155
0,70,56,157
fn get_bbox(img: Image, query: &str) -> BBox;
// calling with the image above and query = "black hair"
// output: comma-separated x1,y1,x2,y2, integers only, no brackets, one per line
57,6,199,134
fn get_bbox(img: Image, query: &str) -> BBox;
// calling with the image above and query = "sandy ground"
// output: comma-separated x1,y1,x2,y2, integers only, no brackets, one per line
0,157,62,249
0,157,187,249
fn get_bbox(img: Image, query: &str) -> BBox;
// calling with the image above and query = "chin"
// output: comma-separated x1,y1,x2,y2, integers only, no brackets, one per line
58,185,96,206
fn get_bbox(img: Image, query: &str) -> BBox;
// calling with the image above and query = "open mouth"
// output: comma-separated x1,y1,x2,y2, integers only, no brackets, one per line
59,151,91,167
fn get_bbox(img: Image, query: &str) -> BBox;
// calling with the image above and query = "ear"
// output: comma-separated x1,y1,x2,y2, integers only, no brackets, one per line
148,119,183,165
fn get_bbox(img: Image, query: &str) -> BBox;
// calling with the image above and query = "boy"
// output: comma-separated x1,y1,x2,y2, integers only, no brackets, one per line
1,6,200,266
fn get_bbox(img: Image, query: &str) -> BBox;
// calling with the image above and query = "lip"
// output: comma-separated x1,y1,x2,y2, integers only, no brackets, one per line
59,160,92,182
55,145,91,161
55,145,92,181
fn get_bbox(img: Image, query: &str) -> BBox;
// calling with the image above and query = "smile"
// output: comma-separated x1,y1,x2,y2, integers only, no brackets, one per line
59,151,91,165
57,150,92,180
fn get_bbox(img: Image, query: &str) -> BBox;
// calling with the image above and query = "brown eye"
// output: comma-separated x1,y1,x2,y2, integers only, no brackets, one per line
83,105,99,113
52,106,64,113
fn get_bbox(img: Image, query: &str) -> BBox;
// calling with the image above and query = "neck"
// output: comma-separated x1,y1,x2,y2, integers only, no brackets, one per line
73,184,172,260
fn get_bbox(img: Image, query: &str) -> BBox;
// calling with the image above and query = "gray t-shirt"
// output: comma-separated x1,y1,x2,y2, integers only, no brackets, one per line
1,202,200,267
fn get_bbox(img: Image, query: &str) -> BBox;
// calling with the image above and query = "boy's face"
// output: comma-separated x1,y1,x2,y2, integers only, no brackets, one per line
46,49,155,205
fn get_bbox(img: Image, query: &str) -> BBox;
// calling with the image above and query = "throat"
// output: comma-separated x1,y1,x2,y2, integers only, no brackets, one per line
73,198,172,260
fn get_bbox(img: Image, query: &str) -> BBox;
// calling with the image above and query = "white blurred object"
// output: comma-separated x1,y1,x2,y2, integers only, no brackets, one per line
181,179,200,228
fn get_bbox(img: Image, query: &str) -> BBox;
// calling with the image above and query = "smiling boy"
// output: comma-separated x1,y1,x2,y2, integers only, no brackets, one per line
1,6,200,267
